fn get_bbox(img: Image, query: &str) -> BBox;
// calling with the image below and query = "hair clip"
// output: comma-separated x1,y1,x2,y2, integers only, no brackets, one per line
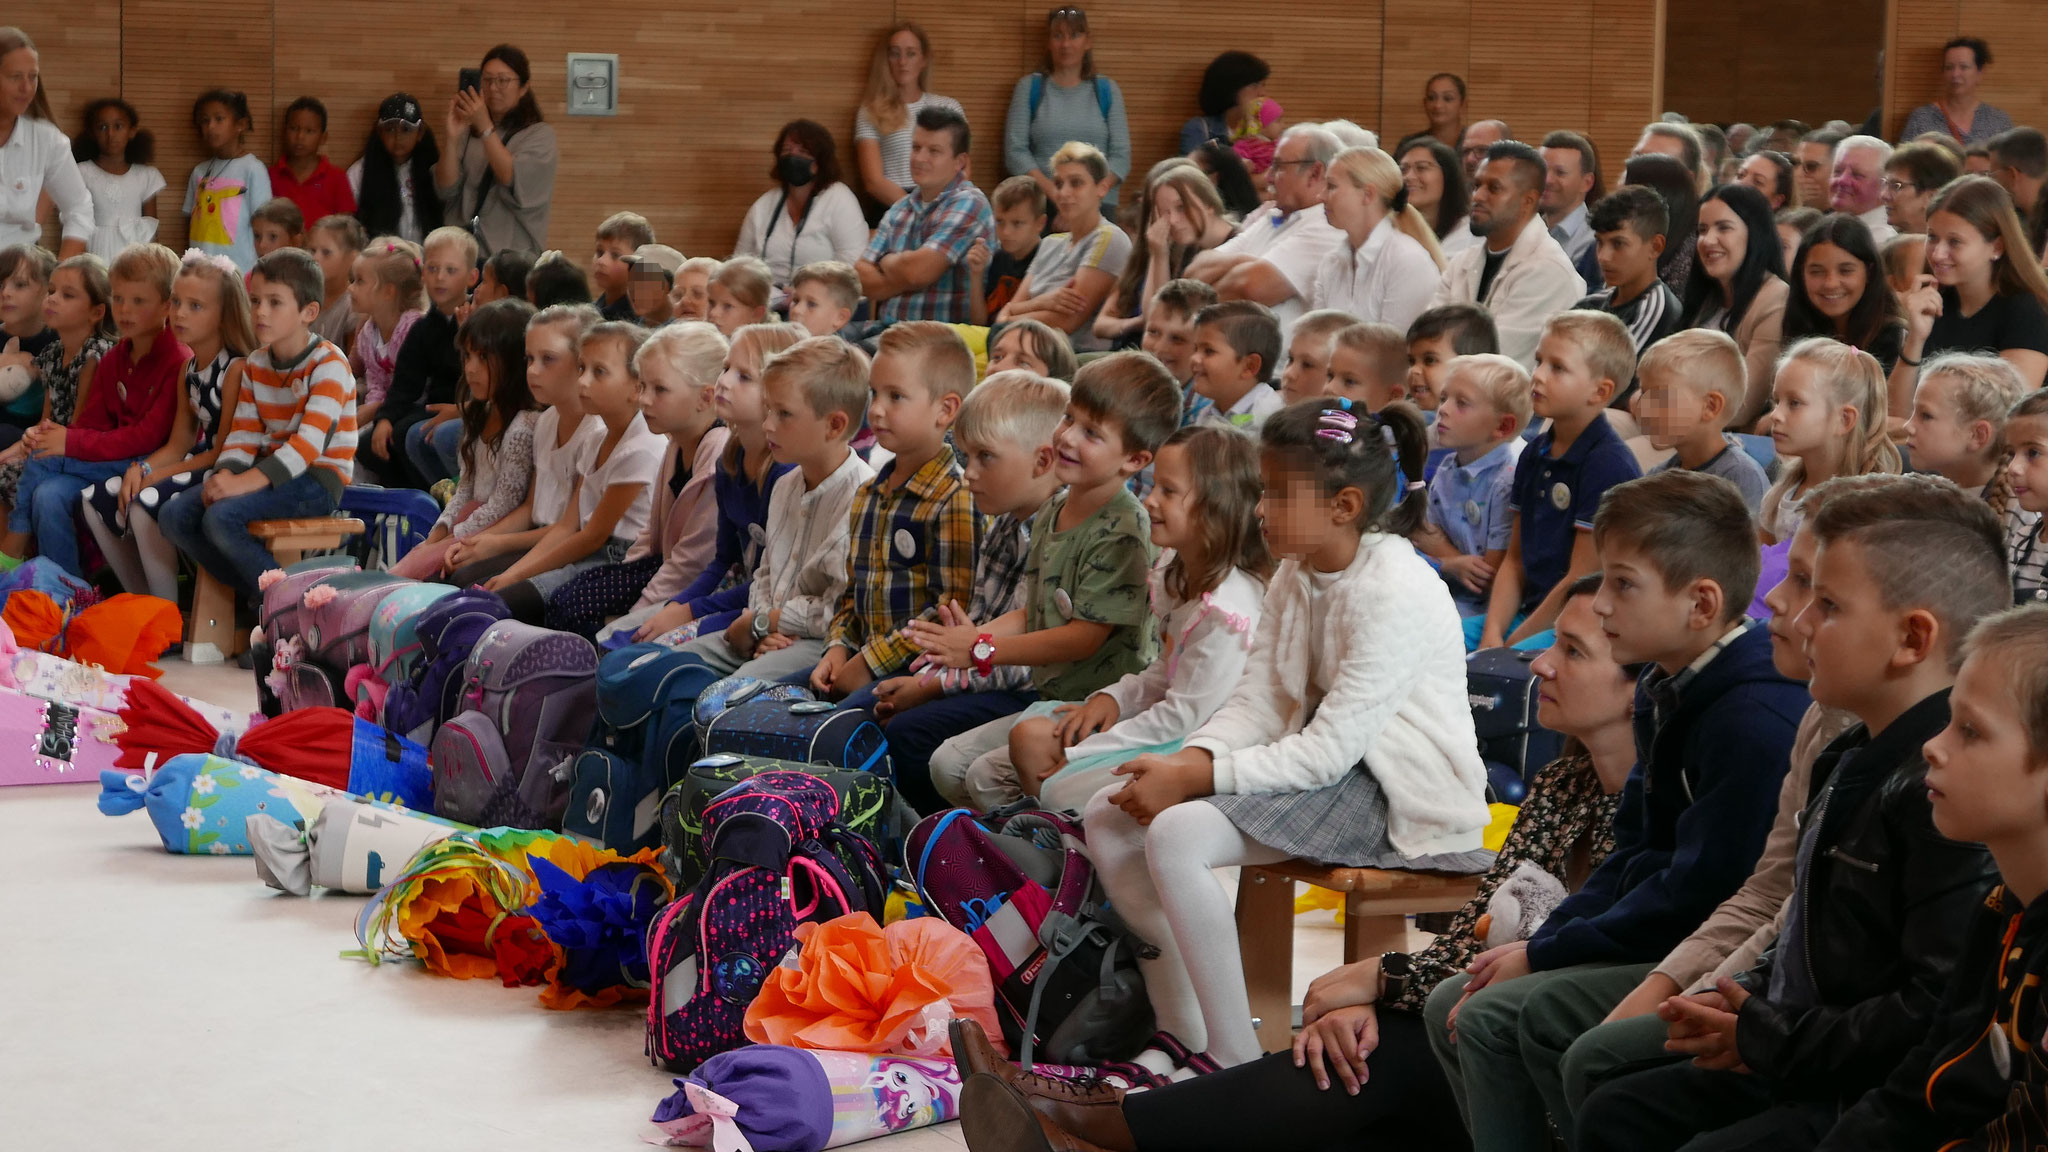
1380,423,1398,449
180,249,240,279
1407,480,1427,492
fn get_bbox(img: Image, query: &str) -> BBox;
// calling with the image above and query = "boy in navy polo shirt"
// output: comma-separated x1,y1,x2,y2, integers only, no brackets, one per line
1478,310,1641,650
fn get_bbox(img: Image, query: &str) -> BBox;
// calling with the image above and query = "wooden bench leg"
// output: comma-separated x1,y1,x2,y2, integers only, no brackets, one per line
1343,895,1413,965
1236,868,1296,1053
185,569,244,664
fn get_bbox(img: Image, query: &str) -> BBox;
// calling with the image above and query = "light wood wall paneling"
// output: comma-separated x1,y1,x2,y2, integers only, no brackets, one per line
1377,0,1471,149
21,3,122,252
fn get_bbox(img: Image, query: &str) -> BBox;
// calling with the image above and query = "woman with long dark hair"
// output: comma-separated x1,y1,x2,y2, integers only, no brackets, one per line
350,93,442,244
1681,183,1788,426
733,119,867,294
1623,152,1701,293
1780,213,1907,388
435,43,557,255
1190,140,1260,219
1396,136,1474,256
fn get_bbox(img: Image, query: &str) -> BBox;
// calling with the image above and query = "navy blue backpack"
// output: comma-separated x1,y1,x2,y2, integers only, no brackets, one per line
701,696,891,779
381,588,510,744
564,643,726,851
340,485,444,571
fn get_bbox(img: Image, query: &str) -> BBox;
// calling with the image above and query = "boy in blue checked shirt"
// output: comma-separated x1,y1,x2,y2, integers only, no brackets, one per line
844,370,1070,812
855,107,993,325
1411,353,1530,642
808,323,982,698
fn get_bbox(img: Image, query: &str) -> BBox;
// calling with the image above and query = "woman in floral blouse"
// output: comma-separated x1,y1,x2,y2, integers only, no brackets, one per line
954,574,1642,1152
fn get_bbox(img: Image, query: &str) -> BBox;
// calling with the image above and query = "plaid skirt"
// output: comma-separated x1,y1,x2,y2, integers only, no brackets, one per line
1204,763,1494,873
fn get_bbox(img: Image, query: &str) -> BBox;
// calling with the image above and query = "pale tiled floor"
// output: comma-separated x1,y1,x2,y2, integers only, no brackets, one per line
0,658,1351,1150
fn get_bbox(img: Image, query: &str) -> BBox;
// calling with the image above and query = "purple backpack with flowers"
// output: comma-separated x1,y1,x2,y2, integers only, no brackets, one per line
430,620,597,828
645,771,888,1073
381,588,509,743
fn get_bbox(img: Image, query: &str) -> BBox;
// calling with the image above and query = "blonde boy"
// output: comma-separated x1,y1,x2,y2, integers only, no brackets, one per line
1278,308,1362,406
1415,353,1532,626
370,225,477,488
810,322,982,697
1637,329,1770,510
788,261,860,339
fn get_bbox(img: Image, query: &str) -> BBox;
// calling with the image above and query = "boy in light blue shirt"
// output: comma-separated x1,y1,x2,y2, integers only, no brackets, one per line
1415,353,1531,627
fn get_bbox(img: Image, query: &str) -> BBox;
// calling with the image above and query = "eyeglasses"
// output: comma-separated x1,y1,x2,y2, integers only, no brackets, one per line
1882,178,1919,194
1271,159,1319,172
479,75,520,90
1796,159,1827,173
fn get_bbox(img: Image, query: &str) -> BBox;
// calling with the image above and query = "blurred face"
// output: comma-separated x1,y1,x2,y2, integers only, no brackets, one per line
1801,240,1867,328
1596,225,1663,290
1141,442,1202,552
1278,331,1336,407
1829,147,1884,214
887,29,927,91
1966,152,1993,176
1737,154,1783,208
908,125,966,199
282,107,324,162
1942,45,1983,97
1694,197,1749,285
479,59,525,122
251,218,295,259
1141,308,1198,382
1530,331,1608,417
1539,147,1591,217
1884,165,1933,232
638,353,711,436
2006,413,2048,514
1926,209,2001,291
960,431,1049,518
42,267,100,335
422,242,473,311
376,121,420,164
0,265,44,328
988,326,1051,376
1468,158,1532,238
169,271,223,349
714,346,767,429
592,238,634,295
1636,371,1710,450
1904,375,1982,479
1047,20,1090,72
1406,334,1458,410
195,100,241,157
1794,141,1835,205
1590,542,1701,670
1256,452,1343,559
761,371,837,466
1424,77,1464,130
461,347,493,402
1052,402,1139,488
1529,595,1636,739
1769,359,1848,461
0,47,38,121
866,348,948,455
90,105,135,163
308,229,354,295
1926,652,2047,844
243,273,306,347
669,269,710,321
1269,136,1327,214
576,336,636,417
1794,537,1903,714
1051,161,1108,225
1761,522,1820,679
1460,122,1507,180
1434,372,1508,451
628,264,672,323
1326,343,1401,411
1399,149,1446,215
994,202,1044,258
525,323,582,407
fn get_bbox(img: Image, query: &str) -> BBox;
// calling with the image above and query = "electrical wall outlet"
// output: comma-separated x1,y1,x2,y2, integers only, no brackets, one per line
566,53,619,117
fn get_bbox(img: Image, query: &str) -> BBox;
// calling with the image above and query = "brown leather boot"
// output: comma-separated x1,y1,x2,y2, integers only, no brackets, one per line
959,1074,1138,1152
948,1019,1129,1104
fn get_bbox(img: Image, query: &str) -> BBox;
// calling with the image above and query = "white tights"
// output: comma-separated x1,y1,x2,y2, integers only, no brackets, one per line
83,500,181,603
1082,787,1286,1068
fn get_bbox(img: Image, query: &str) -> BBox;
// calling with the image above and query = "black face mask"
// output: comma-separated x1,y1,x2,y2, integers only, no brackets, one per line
777,154,815,188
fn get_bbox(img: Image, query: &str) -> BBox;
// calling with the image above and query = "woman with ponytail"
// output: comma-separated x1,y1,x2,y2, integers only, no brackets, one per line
1311,146,1445,328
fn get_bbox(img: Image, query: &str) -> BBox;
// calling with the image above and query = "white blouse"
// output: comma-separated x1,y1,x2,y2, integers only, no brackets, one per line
732,181,869,290
0,117,91,250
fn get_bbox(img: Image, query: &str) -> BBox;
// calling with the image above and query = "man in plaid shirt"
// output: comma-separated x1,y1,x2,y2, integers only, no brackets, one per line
856,106,994,324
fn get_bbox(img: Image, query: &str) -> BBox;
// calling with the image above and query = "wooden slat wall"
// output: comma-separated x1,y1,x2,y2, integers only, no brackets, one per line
1886,0,2048,140
14,0,1660,260
1663,0,1883,129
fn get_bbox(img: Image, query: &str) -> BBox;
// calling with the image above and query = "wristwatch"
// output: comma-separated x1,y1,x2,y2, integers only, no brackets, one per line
971,633,996,678
751,610,773,642
1379,951,1413,1003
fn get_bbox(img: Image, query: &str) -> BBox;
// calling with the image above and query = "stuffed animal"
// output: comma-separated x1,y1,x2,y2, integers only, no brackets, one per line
1475,860,1569,950
0,361,31,404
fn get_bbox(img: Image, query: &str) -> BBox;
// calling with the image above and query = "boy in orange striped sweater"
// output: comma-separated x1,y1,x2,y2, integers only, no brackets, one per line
160,247,356,601
0,243,190,578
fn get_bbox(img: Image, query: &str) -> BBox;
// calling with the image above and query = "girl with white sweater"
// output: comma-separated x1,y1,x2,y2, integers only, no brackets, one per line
1084,397,1493,1073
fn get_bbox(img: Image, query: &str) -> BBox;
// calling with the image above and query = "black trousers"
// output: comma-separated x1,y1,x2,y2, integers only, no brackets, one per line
1576,1060,1837,1152
1121,1013,1470,1152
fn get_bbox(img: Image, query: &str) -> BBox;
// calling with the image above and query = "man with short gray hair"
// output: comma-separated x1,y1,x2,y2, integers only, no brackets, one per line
1185,123,1344,333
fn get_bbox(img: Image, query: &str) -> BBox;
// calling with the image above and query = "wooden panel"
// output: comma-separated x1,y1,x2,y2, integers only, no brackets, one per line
1378,0,1472,149
1958,0,2048,131
1667,0,1883,129
887,0,1030,197
1885,0,1961,138
1586,0,1660,179
18,3,121,251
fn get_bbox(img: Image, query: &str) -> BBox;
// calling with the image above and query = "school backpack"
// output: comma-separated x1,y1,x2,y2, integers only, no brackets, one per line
690,674,811,745
701,696,891,780
659,751,914,891
907,807,1155,1067
430,621,598,829
561,643,727,852
278,571,411,712
340,484,444,571
349,582,458,722
252,556,358,717
380,588,510,743
1466,646,1562,804
1027,73,1114,121
645,771,888,1073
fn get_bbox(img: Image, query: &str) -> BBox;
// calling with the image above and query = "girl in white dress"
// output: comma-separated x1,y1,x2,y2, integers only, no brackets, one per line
71,99,162,263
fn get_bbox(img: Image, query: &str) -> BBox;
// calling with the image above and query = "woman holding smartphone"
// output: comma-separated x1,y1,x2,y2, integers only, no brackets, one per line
436,44,557,256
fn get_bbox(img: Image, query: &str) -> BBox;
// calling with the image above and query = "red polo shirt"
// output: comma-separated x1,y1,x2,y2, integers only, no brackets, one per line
268,157,357,225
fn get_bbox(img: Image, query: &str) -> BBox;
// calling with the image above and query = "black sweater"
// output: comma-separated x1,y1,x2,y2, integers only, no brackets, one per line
378,306,461,430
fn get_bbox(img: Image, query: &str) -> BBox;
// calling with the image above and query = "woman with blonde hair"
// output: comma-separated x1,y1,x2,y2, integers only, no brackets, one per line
1311,147,1445,329
1094,160,1236,347
1897,174,2048,393
853,21,962,207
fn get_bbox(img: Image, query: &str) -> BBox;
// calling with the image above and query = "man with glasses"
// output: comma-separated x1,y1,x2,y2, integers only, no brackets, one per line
1884,141,1963,236
1793,129,1843,210
1461,119,1512,182
1828,135,1896,242
1184,122,1343,334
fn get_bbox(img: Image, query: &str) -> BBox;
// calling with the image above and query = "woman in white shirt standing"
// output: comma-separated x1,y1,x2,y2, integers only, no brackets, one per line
731,120,868,298
1314,146,1445,330
0,28,90,258
853,21,962,208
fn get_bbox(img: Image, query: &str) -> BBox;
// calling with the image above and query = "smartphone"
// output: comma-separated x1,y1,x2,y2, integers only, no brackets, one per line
458,67,482,96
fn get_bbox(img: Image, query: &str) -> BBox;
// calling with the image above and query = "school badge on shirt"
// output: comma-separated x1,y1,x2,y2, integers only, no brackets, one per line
1549,482,1572,511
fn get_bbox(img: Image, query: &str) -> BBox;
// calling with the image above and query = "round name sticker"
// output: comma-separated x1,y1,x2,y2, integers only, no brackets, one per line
894,529,917,559
747,523,767,546
1053,588,1074,619
1549,482,1572,511
1463,498,1482,526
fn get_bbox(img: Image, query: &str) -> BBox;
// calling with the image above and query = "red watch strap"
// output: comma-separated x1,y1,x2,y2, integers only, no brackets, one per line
972,632,995,677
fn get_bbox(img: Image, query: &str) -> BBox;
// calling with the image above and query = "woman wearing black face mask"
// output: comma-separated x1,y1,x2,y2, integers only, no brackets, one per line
733,119,870,300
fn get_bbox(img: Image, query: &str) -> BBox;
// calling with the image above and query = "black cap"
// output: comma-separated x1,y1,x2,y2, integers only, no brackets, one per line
377,94,423,125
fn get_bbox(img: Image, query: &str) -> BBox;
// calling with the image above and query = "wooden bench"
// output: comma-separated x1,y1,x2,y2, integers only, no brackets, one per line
1237,860,1482,1051
184,517,365,664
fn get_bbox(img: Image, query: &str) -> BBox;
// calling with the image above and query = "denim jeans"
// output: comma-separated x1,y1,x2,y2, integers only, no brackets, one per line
159,470,338,597
405,418,462,487
10,454,134,576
